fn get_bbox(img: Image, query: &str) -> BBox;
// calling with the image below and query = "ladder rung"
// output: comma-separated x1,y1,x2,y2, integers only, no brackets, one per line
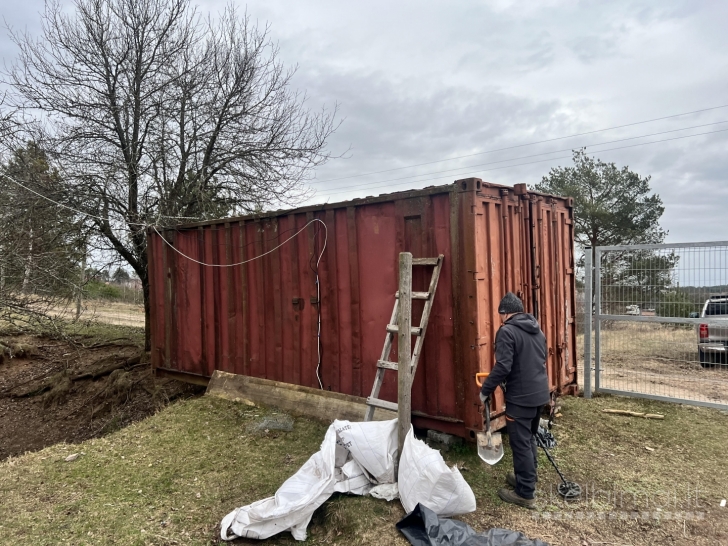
395,291,430,300
385,324,423,336
366,397,398,412
377,359,398,370
412,257,440,265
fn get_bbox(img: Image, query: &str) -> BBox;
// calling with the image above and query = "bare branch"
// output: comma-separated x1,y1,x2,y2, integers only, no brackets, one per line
3,0,340,348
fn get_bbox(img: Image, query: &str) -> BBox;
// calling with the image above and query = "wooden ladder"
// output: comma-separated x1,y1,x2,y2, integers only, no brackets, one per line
364,254,444,421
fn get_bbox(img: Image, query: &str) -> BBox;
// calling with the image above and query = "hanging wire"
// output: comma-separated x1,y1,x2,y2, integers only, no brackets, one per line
2,174,197,228
307,220,326,390
155,219,329,390
152,219,327,268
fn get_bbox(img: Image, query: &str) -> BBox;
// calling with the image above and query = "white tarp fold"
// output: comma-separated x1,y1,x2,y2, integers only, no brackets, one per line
220,419,475,541
220,426,338,541
398,427,476,517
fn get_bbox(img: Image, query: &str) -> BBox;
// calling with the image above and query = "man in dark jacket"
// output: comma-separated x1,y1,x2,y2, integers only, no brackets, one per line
479,292,550,509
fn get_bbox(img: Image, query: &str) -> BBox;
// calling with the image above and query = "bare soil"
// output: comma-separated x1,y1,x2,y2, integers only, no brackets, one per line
0,333,203,460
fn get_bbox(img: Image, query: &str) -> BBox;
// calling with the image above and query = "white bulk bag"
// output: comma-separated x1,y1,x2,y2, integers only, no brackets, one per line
398,426,476,517
220,426,338,541
333,418,398,484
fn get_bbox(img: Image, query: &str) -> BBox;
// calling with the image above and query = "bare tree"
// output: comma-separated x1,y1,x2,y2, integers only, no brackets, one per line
7,0,339,348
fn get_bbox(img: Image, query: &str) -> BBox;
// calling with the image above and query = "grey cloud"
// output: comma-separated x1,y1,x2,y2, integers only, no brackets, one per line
521,31,555,70
568,35,619,63
1,0,727,244
295,70,566,192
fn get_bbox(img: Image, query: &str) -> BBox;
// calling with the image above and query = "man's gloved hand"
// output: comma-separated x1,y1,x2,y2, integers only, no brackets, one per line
479,392,489,406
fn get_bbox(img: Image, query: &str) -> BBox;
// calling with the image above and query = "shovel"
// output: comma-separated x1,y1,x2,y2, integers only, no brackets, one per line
475,373,504,465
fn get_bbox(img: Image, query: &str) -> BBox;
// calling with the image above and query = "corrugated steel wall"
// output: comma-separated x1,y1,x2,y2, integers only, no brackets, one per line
148,179,577,437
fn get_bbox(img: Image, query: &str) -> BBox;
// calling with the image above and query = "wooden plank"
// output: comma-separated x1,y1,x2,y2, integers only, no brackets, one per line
208,371,397,422
395,291,430,300
377,360,398,370
412,257,439,265
386,325,422,336
602,409,665,420
398,252,413,467
367,397,399,412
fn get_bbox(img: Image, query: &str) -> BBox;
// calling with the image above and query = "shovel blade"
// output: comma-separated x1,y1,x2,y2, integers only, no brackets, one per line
476,431,504,465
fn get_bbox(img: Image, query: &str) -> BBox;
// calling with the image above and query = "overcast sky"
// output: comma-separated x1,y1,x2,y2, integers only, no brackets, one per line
3,0,727,243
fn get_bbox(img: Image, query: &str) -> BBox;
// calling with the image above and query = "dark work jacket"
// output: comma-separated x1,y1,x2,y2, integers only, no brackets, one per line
480,313,550,407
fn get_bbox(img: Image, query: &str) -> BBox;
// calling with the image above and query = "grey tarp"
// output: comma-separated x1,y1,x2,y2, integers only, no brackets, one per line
396,503,549,546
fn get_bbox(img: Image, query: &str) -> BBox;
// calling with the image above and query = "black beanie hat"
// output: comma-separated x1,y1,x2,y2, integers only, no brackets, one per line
498,292,524,314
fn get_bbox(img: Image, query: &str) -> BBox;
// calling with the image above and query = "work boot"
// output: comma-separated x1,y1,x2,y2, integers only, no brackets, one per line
506,471,537,489
498,488,536,509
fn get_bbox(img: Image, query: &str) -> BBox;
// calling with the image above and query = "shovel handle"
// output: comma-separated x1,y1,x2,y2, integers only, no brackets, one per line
475,372,489,387
484,398,492,437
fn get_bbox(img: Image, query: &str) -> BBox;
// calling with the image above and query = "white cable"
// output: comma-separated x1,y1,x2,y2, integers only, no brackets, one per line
314,224,327,390
316,273,323,390
3,174,200,226
3,174,143,227
153,219,327,268
7,168,331,389
156,218,328,390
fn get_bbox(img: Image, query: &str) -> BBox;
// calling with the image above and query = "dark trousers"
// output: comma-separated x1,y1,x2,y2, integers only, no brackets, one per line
505,404,542,500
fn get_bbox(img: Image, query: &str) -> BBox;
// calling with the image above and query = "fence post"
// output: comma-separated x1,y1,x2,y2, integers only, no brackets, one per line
398,252,412,467
584,247,593,399
594,247,602,392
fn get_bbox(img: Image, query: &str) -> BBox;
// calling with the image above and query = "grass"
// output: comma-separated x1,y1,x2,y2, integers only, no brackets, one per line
0,315,145,347
1,393,727,545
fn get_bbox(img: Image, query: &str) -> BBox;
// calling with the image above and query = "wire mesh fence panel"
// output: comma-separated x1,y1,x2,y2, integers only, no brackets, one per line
46,282,146,330
591,242,728,409
575,285,590,394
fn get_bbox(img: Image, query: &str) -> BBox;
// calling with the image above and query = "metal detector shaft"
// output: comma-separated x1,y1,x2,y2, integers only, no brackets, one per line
536,434,568,486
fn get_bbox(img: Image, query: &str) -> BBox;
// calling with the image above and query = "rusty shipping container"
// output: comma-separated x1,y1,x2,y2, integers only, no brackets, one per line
147,178,578,437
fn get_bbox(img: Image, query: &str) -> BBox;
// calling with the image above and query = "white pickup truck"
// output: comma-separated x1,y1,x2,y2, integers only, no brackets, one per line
697,294,728,366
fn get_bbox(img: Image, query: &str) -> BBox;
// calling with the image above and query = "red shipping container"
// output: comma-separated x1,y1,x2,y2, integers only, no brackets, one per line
147,178,578,437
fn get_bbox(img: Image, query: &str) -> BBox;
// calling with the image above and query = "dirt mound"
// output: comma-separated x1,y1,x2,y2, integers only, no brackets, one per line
0,334,204,460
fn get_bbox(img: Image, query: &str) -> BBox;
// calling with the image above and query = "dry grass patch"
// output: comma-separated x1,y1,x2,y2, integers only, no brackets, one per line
1,394,726,545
